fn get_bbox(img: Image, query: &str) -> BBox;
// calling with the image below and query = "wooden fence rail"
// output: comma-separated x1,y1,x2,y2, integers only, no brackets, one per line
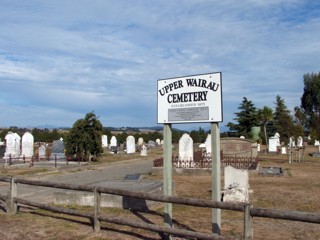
0,176,320,239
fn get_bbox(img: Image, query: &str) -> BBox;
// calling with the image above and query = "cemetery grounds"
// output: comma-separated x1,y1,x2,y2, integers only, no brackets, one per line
0,145,320,239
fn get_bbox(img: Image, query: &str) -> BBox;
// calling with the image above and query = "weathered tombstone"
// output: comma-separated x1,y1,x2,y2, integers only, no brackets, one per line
13,133,21,157
178,133,194,168
4,132,19,158
297,136,303,147
147,140,156,148
205,134,211,154
257,143,261,152
140,144,147,156
156,138,161,146
21,132,34,158
268,137,278,152
289,136,295,147
281,147,287,154
110,136,117,148
38,144,46,158
126,135,136,154
274,132,281,146
160,140,164,145
138,137,144,146
102,135,108,148
223,166,249,203
50,139,65,160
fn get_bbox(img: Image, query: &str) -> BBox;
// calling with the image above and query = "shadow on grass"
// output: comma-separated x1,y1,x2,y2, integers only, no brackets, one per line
24,208,161,240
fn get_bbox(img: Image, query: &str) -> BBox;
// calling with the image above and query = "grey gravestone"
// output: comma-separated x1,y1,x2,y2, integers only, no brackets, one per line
50,139,65,160
258,167,284,176
147,140,156,148
124,174,142,181
38,145,46,158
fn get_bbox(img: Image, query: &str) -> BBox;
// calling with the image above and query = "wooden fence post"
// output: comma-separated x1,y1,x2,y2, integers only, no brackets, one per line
7,177,17,214
244,203,253,240
93,186,101,231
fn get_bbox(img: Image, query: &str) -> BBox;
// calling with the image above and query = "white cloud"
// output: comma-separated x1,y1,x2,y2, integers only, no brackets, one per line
0,0,319,129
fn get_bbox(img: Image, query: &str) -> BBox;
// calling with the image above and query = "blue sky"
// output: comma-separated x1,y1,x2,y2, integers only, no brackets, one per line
0,1,319,131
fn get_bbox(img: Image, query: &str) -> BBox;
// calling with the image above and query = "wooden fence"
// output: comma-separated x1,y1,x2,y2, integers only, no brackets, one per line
0,177,320,239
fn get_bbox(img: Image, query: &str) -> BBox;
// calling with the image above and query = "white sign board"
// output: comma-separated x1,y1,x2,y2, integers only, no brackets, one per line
157,72,222,124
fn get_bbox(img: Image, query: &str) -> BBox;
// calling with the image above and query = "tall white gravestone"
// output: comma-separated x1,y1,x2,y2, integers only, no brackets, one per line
21,132,34,158
4,132,18,158
102,135,108,148
13,133,21,157
178,133,194,168
126,136,136,154
110,136,117,147
205,134,212,154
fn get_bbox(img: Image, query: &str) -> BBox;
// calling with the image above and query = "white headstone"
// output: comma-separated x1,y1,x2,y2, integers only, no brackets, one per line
126,136,136,154
205,134,211,154
297,136,303,147
4,132,18,158
156,138,161,146
315,140,320,146
21,132,34,158
102,135,108,148
138,137,144,146
13,133,21,157
140,144,147,156
160,140,164,145
178,133,194,165
240,136,245,139
257,143,261,152
110,136,117,147
38,144,46,158
268,137,278,152
224,166,249,203
281,147,287,154
274,133,281,146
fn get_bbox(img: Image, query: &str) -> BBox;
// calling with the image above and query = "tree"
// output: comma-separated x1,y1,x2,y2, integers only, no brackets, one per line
273,95,294,143
300,72,320,139
65,112,103,161
227,97,259,138
257,106,273,147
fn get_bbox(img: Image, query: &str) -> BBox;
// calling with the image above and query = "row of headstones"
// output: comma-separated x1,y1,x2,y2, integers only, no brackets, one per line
101,135,163,155
2,131,64,160
268,133,320,153
3,131,34,158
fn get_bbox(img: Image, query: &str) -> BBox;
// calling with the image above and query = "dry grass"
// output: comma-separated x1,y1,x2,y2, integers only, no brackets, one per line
0,145,320,239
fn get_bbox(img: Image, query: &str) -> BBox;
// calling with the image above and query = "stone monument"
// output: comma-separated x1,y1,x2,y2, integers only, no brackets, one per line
223,166,249,203
50,139,65,160
126,135,136,154
21,132,34,158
